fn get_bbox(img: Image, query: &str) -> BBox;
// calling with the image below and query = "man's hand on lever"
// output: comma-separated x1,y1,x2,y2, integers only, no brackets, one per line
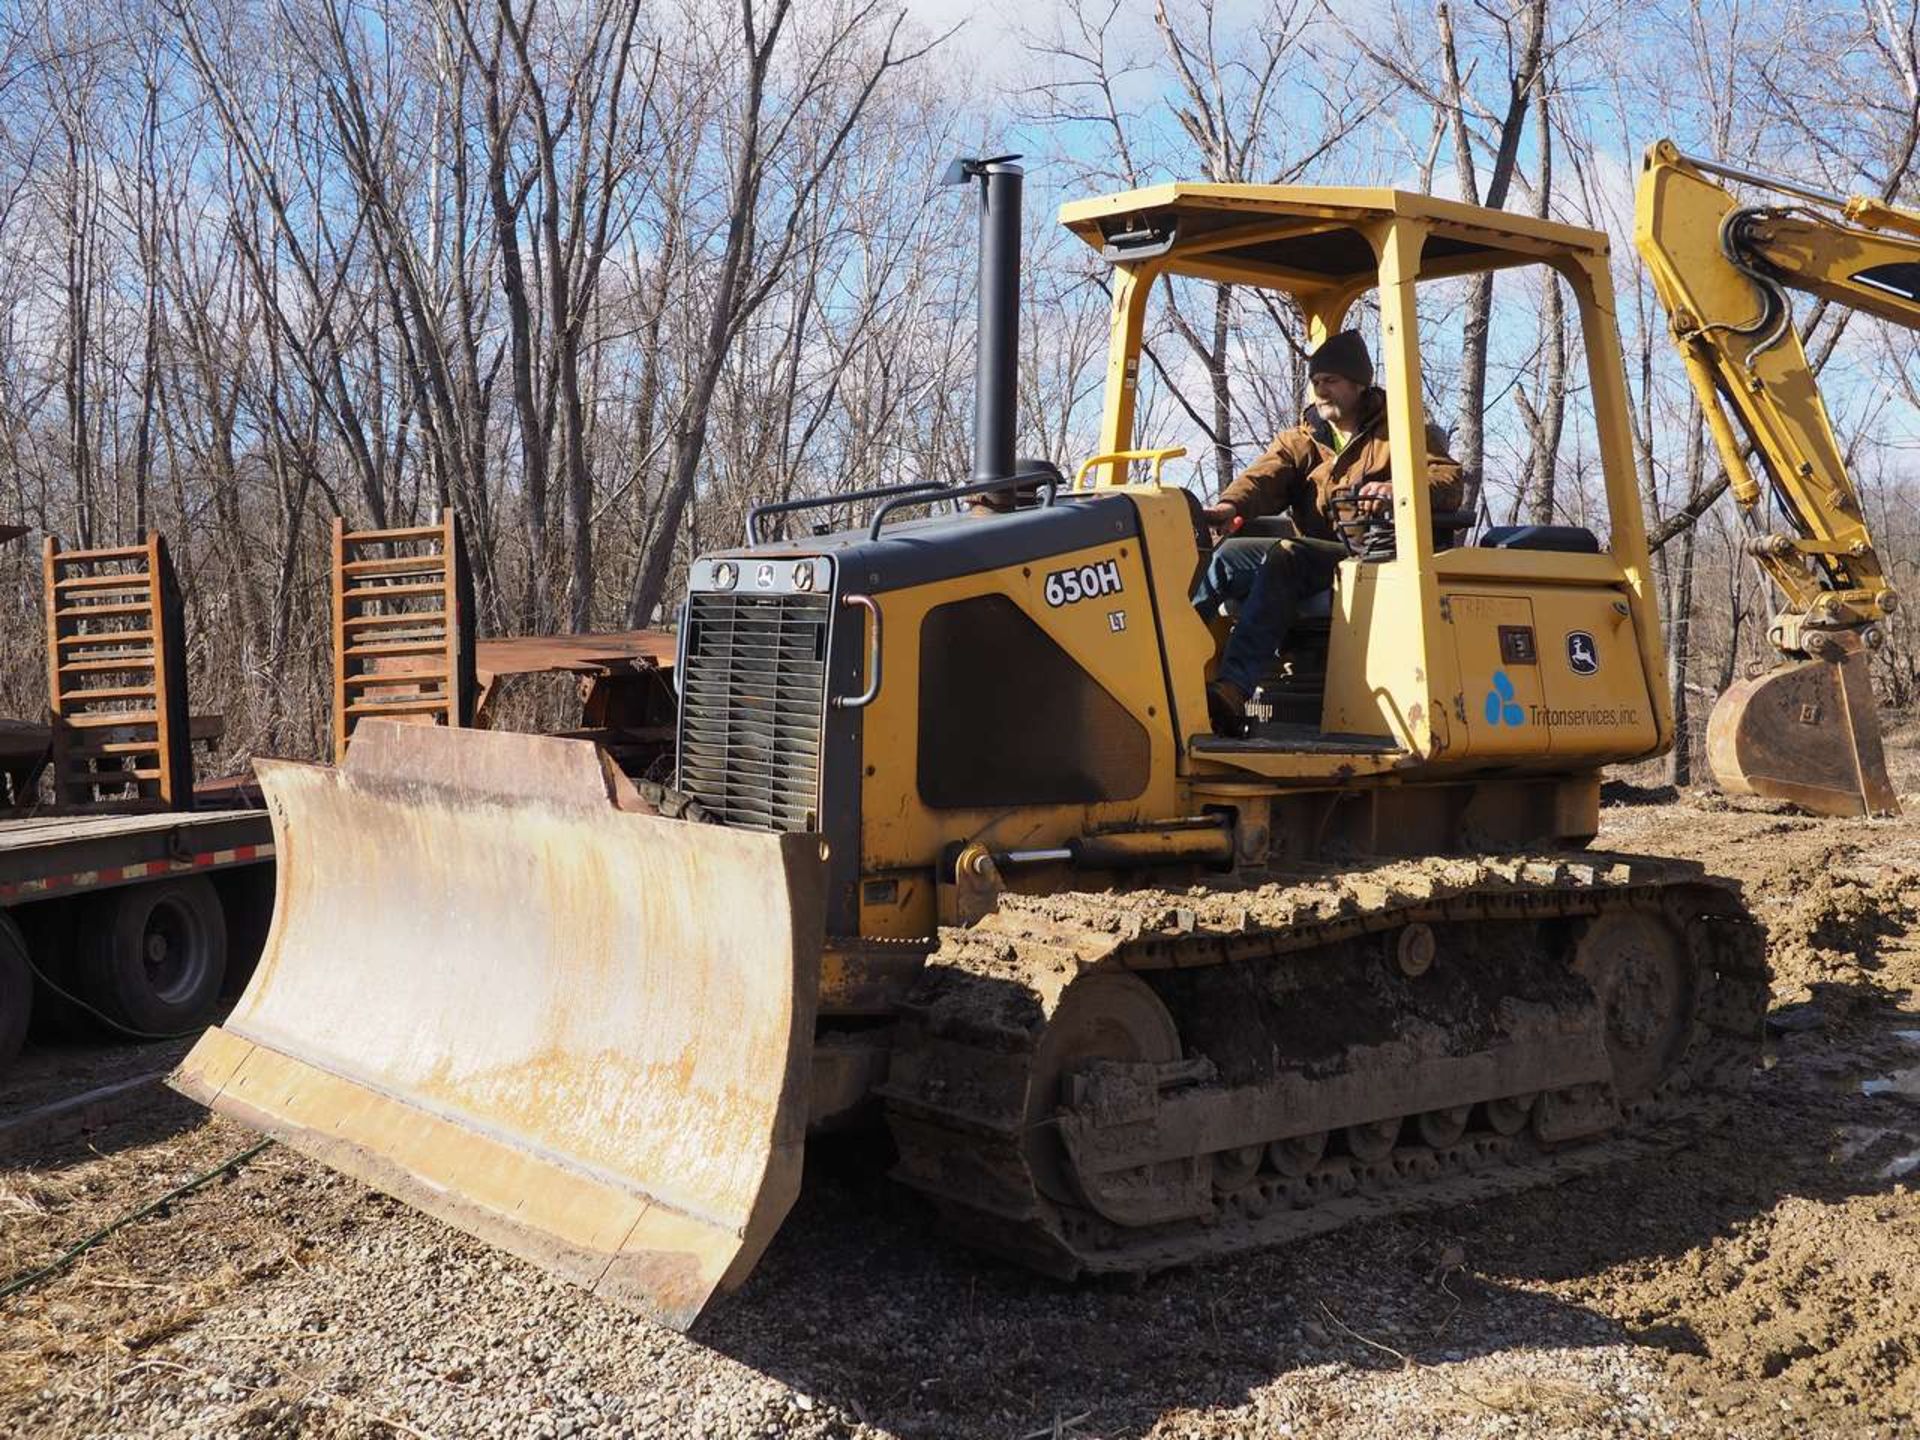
1204,501,1242,536
1356,480,1393,517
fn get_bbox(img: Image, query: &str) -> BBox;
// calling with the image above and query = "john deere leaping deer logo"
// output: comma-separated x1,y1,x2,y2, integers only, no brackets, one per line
1566,630,1600,676
1484,670,1525,727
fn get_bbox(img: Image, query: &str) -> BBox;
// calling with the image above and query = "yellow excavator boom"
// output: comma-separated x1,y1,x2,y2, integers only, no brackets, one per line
1636,140,1906,815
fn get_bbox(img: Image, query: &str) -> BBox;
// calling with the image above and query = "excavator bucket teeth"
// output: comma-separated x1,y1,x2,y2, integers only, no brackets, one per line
1706,649,1899,817
171,721,827,1331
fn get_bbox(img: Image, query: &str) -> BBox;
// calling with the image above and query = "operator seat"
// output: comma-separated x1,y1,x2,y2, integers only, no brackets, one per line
1477,523,1600,552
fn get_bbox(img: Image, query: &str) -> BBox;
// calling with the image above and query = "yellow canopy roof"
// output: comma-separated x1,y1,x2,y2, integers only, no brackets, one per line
1059,183,1608,292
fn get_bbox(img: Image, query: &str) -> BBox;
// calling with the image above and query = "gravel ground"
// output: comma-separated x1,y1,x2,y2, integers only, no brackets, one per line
5,779,1920,1438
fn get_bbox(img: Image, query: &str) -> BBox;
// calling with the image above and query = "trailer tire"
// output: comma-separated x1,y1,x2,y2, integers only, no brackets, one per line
75,877,227,1037
0,912,29,1069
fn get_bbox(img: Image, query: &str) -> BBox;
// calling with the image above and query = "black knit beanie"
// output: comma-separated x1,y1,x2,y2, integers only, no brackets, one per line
1307,329,1373,387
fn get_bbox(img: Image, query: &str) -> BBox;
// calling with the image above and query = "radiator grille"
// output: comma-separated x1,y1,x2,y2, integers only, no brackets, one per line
679,591,831,831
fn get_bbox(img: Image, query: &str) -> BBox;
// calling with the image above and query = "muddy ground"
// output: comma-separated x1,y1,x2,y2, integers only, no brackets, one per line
5,766,1920,1438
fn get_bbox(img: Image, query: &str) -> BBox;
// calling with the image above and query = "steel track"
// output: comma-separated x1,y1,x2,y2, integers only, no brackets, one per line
879,854,1769,1279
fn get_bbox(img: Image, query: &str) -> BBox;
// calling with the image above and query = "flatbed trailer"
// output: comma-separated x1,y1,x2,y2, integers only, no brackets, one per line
0,808,275,1072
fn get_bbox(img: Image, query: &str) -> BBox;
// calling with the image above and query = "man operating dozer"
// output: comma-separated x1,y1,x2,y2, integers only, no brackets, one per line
1193,329,1463,736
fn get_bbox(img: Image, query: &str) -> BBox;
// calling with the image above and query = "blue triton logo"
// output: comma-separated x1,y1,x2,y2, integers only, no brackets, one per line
1484,670,1525,727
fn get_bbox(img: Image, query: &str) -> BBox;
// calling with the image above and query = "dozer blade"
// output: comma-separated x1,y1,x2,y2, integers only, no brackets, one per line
1706,649,1899,817
171,721,827,1331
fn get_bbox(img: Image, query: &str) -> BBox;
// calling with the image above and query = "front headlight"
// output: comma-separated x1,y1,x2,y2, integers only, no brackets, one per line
713,561,738,590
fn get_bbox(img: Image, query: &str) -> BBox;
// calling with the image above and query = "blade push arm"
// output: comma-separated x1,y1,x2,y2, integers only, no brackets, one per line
1635,140,1902,655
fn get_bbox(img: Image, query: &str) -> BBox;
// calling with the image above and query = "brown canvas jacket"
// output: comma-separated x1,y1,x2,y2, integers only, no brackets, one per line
1218,387,1464,542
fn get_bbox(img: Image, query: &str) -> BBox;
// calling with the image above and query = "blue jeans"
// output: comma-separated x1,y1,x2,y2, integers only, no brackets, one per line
1192,536,1345,693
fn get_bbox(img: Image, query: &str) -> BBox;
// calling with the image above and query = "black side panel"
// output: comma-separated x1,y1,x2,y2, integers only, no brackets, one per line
820,595,866,934
917,594,1150,809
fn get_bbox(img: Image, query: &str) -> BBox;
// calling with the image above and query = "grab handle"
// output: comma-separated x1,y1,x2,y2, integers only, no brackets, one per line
833,594,882,710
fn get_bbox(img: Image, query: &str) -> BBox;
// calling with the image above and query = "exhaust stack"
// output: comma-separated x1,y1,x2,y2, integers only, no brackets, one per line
944,155,1024,482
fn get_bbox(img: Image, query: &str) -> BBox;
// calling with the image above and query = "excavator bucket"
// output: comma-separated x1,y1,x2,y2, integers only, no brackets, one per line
171,721,828,1331
1706,650,1899,817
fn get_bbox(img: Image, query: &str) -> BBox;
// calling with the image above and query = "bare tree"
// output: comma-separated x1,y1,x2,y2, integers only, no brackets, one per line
622,0,937,627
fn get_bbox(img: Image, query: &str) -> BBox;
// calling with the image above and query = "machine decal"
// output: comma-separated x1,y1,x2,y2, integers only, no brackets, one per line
1484,670,1526,727
1107,609,1127,632
1566,630,1600,676
1530,703,1638,727
1044,558,1123,607
1497,625,1537,664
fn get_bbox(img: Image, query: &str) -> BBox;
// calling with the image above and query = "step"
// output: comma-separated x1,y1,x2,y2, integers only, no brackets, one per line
342,669,447,690
59,685,159,703
343,639,450,659
50,543,147,564
54,573,153,592
341,523,445,544
344,698,451,718
61,766,162,783
58,711,159,729
340,555,447,579
58,656,158,674
342,611,447,632
58,630,154,649
54,603,152,620
340,581,450,602
62,739,162,759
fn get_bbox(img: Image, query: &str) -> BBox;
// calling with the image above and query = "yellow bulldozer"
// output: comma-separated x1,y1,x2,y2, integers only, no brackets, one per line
175,144,1908,1330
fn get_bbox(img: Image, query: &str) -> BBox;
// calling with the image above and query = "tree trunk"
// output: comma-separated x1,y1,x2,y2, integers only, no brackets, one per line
1437,0,1546,484
1666,400,1705,786
1210,284,1233,491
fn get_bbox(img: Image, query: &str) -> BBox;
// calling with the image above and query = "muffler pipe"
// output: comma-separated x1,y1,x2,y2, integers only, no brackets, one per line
944,154,1024,483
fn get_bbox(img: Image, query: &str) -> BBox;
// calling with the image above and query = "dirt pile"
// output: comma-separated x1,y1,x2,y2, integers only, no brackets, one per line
1768,861,1919,995
3,784,1920,1438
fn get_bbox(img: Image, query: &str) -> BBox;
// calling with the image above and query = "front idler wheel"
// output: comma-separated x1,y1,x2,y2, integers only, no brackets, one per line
1024,972,1201,1227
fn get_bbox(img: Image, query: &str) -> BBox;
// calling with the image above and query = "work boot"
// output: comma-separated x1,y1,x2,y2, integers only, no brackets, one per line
1207,678,1250,738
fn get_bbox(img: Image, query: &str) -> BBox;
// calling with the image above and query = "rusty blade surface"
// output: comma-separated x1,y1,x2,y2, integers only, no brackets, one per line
172,720,827,1331
1706,650,1899,817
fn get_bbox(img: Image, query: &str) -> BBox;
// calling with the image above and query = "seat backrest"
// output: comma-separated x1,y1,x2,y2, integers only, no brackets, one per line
1478,524,1601,554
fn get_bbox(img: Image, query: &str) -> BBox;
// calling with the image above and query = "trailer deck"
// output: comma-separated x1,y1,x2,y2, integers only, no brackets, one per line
0,808,273,903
